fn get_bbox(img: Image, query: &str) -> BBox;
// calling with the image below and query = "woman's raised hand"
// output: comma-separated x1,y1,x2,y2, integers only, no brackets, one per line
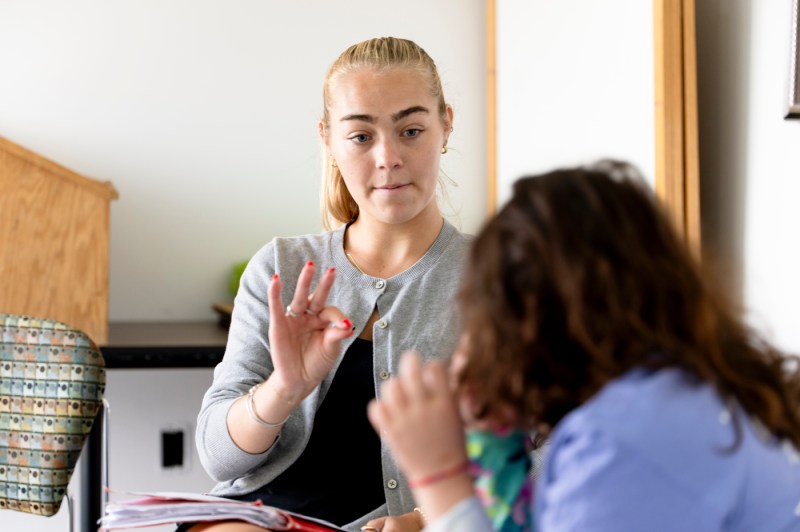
267,262,354,402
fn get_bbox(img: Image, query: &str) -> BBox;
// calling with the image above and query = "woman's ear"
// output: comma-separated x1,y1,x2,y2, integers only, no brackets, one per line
318,119,328,145
444,105,455,144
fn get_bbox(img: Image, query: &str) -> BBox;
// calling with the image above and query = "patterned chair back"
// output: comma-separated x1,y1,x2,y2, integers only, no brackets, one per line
0,314,106,516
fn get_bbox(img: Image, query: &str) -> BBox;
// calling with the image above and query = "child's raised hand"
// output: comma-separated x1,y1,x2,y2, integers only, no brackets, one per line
367,352,468,484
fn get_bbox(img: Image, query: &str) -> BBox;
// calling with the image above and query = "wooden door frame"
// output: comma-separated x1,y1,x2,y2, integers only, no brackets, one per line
486,0,701,252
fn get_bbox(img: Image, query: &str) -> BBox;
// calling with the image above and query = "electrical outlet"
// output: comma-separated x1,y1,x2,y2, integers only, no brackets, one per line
160,425,192,471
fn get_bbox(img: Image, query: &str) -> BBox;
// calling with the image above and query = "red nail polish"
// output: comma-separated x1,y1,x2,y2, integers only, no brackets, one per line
342,319,352,329
273,273,279,280
328,267,336,273
307,261,314,267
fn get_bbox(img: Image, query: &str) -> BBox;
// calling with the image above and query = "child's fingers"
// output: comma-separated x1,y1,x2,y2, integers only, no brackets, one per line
366,398,384,435
422,360,450,396
379,375,407,411
398,352,427,399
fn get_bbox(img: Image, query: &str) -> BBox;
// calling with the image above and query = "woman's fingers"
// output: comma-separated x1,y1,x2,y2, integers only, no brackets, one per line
316,306,352,331
361,517,385,532
287,261,316,314
267,273,286,326
284,263,336,318
273,266,350,336
363,513,420,532
314,306,355,358
274,262,335,319
307,267,336,314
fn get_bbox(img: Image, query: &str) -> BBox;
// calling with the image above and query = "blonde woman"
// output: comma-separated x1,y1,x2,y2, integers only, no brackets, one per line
185,37,470,532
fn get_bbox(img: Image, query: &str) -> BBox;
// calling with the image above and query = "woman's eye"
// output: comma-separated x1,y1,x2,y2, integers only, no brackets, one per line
403,129,421,138
350,134,370,143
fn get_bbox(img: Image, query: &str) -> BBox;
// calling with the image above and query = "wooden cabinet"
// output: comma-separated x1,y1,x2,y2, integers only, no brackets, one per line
0,137,118,343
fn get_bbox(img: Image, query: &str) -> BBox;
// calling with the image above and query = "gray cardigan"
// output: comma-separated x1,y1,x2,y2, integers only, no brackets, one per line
196,220,471,530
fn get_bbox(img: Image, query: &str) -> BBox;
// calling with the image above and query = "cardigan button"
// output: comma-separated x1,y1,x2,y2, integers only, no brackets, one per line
387,479,398,489
377,319,388,329
375,280,386,289
379,370,390,380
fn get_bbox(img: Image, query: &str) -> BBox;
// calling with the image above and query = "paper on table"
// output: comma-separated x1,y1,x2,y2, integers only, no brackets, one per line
99,490,345,531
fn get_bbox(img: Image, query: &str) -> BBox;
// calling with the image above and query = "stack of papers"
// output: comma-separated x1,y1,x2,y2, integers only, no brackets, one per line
99,491,345,531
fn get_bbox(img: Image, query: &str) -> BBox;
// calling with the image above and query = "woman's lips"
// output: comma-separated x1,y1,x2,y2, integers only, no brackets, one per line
375,183,410,191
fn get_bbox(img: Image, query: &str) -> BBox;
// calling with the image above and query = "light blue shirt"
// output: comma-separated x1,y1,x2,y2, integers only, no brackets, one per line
427,367,800,532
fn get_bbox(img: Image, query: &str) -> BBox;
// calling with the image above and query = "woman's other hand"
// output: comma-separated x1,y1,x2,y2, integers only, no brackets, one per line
361,509,424,532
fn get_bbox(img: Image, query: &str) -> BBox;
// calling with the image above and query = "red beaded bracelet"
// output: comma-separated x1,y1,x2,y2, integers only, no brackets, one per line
407,460,470,489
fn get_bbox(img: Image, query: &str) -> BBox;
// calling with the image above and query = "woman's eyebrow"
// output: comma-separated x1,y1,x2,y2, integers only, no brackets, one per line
339,105,430,124
392,105,429,122
340,113,374,123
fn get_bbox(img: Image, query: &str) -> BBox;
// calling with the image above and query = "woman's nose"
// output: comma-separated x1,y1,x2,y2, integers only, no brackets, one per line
374,137,402,169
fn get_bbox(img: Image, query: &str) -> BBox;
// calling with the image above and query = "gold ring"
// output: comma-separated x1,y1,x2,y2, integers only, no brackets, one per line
285,305,300,318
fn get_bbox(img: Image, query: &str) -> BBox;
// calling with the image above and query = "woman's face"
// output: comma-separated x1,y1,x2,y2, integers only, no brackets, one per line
321,68,452,227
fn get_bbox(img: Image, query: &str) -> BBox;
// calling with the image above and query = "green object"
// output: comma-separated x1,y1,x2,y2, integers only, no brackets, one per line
229,260,249,298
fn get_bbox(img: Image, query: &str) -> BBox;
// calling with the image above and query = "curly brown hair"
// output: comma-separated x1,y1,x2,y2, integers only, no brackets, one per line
457,160,800,447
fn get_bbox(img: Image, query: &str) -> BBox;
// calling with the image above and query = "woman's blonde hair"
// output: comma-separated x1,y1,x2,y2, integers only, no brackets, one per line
319,37,450,230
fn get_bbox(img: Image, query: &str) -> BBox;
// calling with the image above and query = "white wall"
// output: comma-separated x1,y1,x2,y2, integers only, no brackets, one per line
0,0,487,322
696,0,800,353
0,2,485,531
496,0,655,204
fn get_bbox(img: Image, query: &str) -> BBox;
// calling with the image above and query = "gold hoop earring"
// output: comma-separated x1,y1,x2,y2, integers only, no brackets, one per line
441,145,448,155
329,158,338,168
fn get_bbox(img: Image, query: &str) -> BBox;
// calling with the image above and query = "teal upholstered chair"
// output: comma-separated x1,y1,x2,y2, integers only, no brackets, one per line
0,314,106,526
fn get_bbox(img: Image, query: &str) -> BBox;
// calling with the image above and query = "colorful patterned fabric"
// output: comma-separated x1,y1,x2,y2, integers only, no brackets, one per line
0,314,105,516
467,428,535,532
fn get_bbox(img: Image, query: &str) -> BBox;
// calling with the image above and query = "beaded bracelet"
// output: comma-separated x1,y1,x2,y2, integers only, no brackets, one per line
245,383,291,428
407,460,470,489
